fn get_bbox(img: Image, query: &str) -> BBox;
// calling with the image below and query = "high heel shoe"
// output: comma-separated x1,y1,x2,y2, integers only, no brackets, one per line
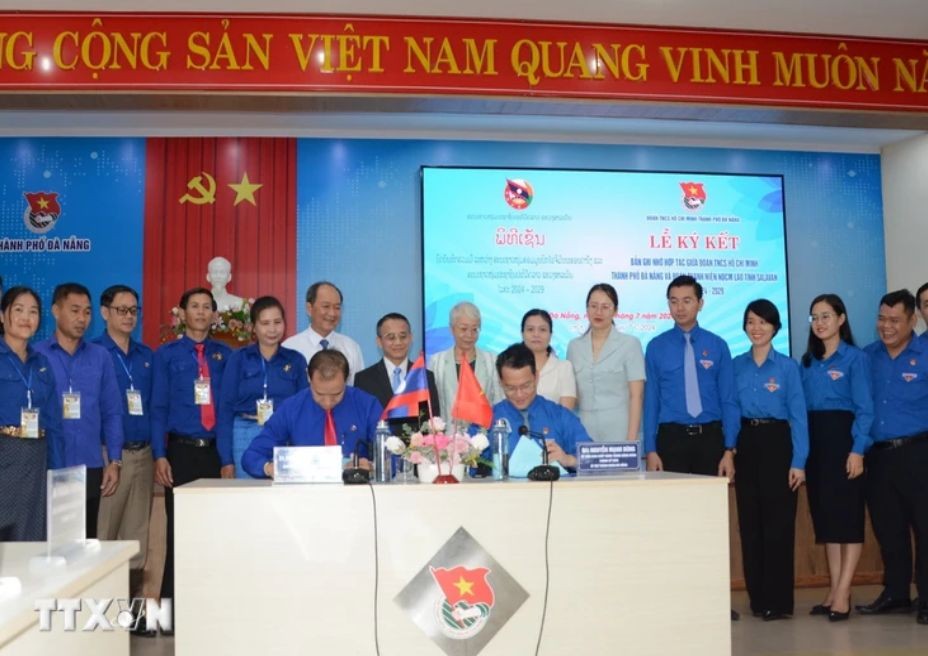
828,608,850,622
828,597,851,622
810,604,831,616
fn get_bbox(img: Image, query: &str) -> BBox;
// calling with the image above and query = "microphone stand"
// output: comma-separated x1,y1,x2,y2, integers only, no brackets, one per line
342,435,370,485
521,426,560,482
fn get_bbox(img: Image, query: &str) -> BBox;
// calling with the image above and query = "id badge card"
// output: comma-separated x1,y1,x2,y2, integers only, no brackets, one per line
62,392,81,420
127,389,144,416
20,407,40,438
256,398,274,426
194,377,212,405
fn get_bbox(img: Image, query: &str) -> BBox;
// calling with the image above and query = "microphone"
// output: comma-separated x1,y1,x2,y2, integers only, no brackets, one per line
341,433,371,485
518,425,560,482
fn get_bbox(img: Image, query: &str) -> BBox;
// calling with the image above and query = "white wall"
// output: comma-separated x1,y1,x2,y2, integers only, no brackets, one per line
881,133,928,328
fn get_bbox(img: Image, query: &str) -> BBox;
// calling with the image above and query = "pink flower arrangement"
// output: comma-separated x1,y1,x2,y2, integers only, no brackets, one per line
387,416,488,468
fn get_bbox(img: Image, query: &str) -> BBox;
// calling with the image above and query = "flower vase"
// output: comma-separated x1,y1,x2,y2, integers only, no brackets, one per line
417,461,466,484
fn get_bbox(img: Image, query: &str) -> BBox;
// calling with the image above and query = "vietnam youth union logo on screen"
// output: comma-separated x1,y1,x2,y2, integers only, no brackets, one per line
503,178,533,210
23,191,62,234
680,181,707,211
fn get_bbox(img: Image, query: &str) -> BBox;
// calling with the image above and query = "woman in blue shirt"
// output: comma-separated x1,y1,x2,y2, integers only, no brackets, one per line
800,293,873,621
218,296,307,478
0,286,62,540
733,299,808,621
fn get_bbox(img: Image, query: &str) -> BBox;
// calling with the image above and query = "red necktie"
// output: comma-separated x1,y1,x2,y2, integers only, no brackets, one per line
324,409,337,446
195,343,216,431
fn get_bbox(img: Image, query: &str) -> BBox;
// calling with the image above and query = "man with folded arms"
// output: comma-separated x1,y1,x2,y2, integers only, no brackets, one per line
243,349,382,479
858,289,928,625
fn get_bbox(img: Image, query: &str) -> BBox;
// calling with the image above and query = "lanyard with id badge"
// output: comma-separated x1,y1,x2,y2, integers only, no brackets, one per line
192,347,213,406
194,376,212,405
6,355,40,438
116,352,144,416
256,356,274,425
52,349,81,420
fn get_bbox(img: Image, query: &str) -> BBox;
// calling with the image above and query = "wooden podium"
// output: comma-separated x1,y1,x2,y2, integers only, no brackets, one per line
175,473,730,655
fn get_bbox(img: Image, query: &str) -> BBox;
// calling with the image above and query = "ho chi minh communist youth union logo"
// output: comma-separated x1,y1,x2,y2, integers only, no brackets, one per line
395,527,528,656
429,565,495,640
504,178,533,210
680,181,707,211
23,191,62,234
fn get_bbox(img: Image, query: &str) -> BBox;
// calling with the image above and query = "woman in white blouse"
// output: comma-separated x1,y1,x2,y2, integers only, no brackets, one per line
567,283,645,442
521,309,577,409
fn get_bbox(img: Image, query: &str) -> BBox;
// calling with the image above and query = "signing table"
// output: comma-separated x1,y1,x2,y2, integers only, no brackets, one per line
175,473,730,655
0,540,137,655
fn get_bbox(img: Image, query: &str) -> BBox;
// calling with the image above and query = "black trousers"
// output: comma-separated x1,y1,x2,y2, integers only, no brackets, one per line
734,421,797,614
160,439,221,603
85,466,103,540
656,422,724,475
865,437,928,600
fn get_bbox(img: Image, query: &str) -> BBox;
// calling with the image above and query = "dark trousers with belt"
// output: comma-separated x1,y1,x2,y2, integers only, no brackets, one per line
734,420,797,614
656,421,724,475
160,437,221,604
865,435,928,600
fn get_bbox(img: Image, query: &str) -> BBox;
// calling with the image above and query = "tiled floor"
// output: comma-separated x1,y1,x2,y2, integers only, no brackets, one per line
732,585,927,656
128,585,927,655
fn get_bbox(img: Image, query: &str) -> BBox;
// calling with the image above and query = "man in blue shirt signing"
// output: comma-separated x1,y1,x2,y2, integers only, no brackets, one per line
644,275,740,480
858,289,928,624
243,349,382,478
491,343,591,475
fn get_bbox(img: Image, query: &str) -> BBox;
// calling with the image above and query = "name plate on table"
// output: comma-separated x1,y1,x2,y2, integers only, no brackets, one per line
577,442,641,476
273,445,343,484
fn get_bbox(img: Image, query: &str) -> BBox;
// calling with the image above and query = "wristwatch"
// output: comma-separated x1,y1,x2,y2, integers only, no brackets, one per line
111,460,122,467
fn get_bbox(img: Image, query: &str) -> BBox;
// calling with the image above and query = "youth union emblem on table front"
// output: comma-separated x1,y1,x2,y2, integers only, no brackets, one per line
395,527,528,656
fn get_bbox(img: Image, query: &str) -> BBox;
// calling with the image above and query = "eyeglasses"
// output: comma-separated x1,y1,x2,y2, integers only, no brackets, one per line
587,303,615,313
109,306,140,317
808,313,835,324
502,381,535,395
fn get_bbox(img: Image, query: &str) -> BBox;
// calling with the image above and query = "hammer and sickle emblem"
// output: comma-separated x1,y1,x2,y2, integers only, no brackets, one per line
179,172,217,205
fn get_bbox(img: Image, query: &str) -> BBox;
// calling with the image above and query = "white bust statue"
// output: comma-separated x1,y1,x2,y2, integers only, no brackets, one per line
206,256,245,312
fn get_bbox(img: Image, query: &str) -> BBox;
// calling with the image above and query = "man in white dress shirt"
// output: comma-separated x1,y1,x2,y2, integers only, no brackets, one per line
282,281,364,384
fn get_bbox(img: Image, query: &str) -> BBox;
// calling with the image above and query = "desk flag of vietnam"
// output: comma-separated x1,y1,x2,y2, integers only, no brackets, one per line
451,355,492,428
382,354,431,420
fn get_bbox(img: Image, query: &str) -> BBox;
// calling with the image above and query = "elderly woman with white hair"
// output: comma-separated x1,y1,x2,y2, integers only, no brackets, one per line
428,301,503,421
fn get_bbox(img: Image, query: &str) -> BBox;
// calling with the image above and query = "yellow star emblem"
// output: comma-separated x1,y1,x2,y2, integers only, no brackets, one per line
228,172,263,207
453,576,474,597
37,197,50,209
